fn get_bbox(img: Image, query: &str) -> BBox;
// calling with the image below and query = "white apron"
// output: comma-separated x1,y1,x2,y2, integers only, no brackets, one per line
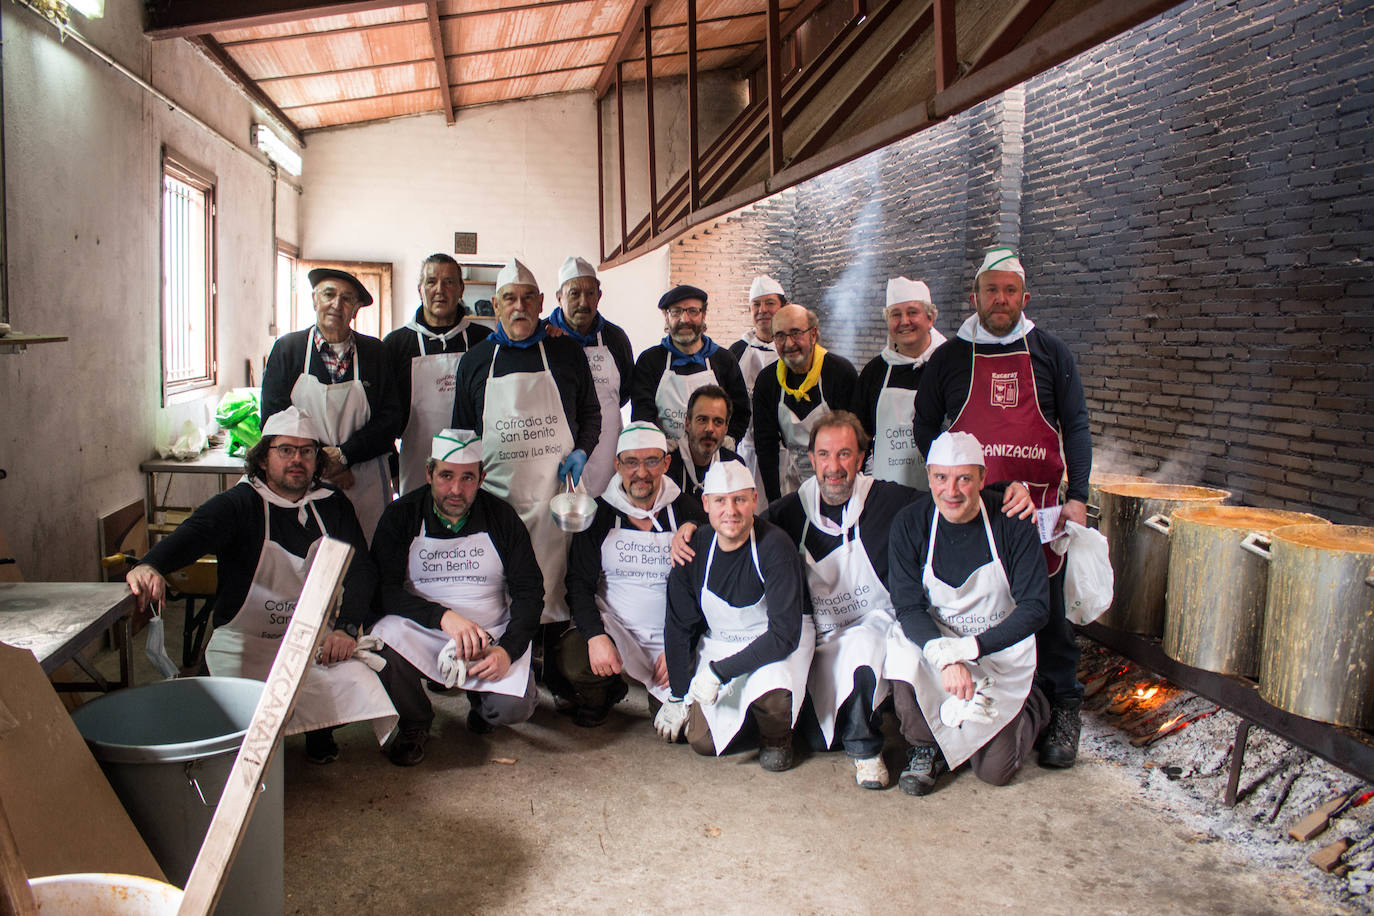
655,357,718,444
797,476,893,747
673,440,718,496
872,361,927,490
290,341,393,542
777,376,830,498
734,333,777,510
596,508,678,703
479,341,575,622
581,333,623,498
398,322,469,496
694,531,816,754
369,527,533,697
203,498,398,743
884,505,1036,769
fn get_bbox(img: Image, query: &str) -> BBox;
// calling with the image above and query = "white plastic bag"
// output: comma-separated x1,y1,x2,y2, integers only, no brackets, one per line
155,420,208,459
1054,520,1114,625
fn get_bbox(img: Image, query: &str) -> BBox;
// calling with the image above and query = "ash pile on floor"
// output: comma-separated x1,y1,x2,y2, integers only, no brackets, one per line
1077,641,1374,912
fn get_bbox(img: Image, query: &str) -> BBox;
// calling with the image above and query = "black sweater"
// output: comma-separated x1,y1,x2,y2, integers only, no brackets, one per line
629,344,751,443
369,487,544,662
751,352,860,502
665,519,806,697
261,329,403,466
141,481,375,629
887,493,1049,656
856,353,933,442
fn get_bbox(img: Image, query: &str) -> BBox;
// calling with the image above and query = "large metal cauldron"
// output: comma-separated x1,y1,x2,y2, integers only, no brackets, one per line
1255,524,1374,728
1161,506,1328,676
1085,473,1151,528
1097,483,1230,636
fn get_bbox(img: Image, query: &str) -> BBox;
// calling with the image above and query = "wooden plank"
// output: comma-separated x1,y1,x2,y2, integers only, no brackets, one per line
0,796,37,916
1289,792,1354,841
737,0,831,75
425,0,454,124
932,0,956,93
186,36,305,147
643,5,659,234
1310,838,1352,872
965,0,1054,75
594,0,650,98
686,0,701,212
177,538,352,915
146,0,407,40
765,0,784,174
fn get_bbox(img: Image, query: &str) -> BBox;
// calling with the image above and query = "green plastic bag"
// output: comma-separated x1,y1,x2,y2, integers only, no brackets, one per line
215,388,262,457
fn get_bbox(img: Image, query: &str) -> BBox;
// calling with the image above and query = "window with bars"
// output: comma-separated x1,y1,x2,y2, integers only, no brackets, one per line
160,151,217,397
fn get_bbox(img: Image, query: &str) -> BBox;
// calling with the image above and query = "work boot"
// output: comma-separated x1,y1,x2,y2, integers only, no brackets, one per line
758,742,794,772
387,726,429,767
898,744,947,796
574,677,630,728
304,728,339,765
1039,698,1082,769
853,755,889,790
467,708,495,735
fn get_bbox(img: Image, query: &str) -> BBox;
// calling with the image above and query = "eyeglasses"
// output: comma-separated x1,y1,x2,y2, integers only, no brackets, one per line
316,288,360,307
618,455,665,471
269,445,318,459
667,307,705,320
773,327,815,343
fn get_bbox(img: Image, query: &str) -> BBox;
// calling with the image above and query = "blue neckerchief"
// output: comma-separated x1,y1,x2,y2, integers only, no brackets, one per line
491,319,549,349
549,307,603,347
662,334,719,368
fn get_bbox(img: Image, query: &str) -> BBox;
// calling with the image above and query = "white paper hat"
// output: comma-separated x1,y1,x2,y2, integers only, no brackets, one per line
558,256,597,286
975,247,1026,282
701,458,756,495
927,431,985,468
495,257,539,293
261,406,321,441
617,421,668,455
748,275,785,301
886,277,933,308
432,429,483,465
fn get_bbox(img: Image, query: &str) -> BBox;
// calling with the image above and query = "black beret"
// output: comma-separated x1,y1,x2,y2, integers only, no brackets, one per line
308,268,373,306
657,284,708,310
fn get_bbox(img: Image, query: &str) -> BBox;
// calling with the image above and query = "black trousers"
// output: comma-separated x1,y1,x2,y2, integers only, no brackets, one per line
797,666,885,758
1035,565,1083,703
377,645,536,730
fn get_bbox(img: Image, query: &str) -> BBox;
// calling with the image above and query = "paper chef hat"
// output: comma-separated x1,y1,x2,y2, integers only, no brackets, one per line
749,275,785,301
495,257,539,293
886,277,933,308
432,429,483,465
617,421,668,455
975,247,1026,282
558,256,597,286
701,459,756,495
262,406,321,441
926,431,985,468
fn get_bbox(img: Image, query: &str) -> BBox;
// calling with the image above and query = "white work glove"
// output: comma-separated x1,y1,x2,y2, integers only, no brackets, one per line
437,639,468,688
351,634,387,673
688,665,722,707
939,692,998,729
923,635,980,671
654,700,689,741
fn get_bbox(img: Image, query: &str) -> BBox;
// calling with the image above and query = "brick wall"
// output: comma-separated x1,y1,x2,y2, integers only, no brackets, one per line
666,0,1373,523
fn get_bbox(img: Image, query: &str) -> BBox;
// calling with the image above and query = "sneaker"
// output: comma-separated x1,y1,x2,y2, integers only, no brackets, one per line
304,729,339,765
1039,699,1082,769
467,708,495,735
853,755,889,790
387,727,428,767
573,678,630,728
758,743,794,772
898,744,947,796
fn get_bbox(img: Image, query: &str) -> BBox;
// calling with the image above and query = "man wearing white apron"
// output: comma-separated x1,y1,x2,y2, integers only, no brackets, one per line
383,253,491,496
548,256,635,498
127,407,398,765
663,385,742,497
914,248,1093,768
370,431,544,766
884,432,1051,795
655,461,814,772
629,284,750,448
762,412,921,790
728,276,784,507
858,277,947,490
450,257,601,627
554,422,707,727
262,268,400,543
752,304,858,503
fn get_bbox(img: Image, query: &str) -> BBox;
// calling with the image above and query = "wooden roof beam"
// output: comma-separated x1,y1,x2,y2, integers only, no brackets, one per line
146,0,408,40
594,0,650,100
424,0,454,124
965,0,1055,75
187,35,305,146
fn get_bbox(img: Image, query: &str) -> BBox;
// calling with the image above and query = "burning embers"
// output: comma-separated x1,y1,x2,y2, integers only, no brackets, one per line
1088,667,1220,749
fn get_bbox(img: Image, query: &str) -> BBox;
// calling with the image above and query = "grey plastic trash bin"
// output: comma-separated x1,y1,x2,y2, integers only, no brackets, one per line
69,676,283,916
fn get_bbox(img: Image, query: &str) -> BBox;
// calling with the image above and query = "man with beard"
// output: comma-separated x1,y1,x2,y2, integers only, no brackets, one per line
553,422,706,727
384,253,491,496
729,276,783,505
547,256,635,496
664,385,742,497
752,304,858,502
126,407,397,764
629,285,750,448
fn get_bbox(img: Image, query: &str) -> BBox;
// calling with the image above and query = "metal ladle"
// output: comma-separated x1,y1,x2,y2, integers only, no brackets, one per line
549,473,596,533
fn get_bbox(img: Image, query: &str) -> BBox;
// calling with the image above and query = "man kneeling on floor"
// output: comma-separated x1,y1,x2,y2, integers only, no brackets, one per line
885,431,1051,795
370,430,543,766
656,460,814,771
554,422,707,727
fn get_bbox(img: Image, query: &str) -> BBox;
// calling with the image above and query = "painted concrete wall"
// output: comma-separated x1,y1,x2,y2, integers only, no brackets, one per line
0,0,297,579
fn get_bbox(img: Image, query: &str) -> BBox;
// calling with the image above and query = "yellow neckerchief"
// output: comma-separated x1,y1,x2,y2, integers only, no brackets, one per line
778,344,827,402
